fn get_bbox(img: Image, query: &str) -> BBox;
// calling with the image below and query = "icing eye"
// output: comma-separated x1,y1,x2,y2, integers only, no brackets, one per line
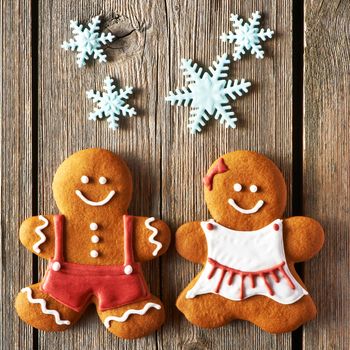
81,175,89,184
99,176,107,185
250,185,258,193
233,183,242,192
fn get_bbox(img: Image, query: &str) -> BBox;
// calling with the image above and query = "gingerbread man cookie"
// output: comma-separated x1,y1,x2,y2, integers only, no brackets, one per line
176,151,324,333
15,148,171,339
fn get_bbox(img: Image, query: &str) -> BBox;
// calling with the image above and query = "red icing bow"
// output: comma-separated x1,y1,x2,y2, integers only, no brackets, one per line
203,158,229,191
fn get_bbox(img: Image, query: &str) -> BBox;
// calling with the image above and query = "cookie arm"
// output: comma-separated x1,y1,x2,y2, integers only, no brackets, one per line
283,216,324,263
19,215,55,260
133,216,171,262
176,222,207,264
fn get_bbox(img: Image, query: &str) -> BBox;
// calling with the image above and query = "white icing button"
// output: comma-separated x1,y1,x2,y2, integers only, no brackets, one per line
90,222,98,231
250,184,258,193
234,183,242,192
99,176,107,184
91,235,99,243
52,261,61,271
81,175,89,184
124,265,133,275
90,250,99,258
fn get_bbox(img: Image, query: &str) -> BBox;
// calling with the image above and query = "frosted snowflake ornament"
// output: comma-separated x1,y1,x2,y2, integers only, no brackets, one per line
62,16,115,68
86,76,136,130
166,53,251,134
220,11,274,61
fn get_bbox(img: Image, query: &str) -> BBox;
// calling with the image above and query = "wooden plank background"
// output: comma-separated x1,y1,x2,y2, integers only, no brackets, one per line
1,0,349,349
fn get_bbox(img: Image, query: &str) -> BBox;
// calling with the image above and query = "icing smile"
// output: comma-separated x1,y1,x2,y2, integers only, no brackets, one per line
228,198,264,214
75,190,116,206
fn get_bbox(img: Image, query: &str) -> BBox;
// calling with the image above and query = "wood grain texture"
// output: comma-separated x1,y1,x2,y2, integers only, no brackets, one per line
37,1,165,349
161,1,293,349
303,1,350,349
0,0,33,349
4,0,349,349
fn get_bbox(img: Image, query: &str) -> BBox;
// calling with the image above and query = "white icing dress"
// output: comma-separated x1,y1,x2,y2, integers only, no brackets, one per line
186,219,307,305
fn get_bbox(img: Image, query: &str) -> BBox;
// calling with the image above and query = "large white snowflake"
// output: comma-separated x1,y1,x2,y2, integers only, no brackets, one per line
220,11,274,61
86,76,136,130
61,16,115,68
165,53,251,134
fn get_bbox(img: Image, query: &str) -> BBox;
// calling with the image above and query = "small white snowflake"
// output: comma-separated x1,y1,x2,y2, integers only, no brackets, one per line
220,11,274,61
61,16,115,68
165,53,251,134
86,76,136,130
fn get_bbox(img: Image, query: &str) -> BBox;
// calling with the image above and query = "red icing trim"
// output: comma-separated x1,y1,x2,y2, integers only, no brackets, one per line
207,258,295,299
260,273,274,296
215,269,226,293
240,274,245,299
227,271,235,285
206,223,214,230
203,158,229,191
123,215,134,266
53,215,64,262
278,265,296,289
208,265,217,280
249,273,255,288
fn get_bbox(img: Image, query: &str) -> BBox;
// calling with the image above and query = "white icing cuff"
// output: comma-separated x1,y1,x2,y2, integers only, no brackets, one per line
21,287,70,325
104,302,161,328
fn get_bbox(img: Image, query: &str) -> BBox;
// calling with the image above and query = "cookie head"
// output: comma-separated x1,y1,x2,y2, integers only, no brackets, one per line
52,148,132,215
203,151,287,231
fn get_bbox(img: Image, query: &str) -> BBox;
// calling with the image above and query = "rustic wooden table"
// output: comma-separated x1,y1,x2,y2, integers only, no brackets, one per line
1,1,349,349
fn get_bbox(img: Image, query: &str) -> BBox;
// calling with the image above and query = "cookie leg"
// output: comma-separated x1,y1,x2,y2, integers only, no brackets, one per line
176,287,235,328
15,282,82,331
245,295,317,333
97,295,165,339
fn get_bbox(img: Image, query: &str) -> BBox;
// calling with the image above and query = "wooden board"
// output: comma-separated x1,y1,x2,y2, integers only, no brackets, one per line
1,0,348,349
303,1,350,349
160,1,293,349
0,0,33,349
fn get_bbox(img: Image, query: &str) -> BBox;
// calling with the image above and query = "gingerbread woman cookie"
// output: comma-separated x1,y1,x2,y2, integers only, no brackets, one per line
15,148,171,339
176,151,324,333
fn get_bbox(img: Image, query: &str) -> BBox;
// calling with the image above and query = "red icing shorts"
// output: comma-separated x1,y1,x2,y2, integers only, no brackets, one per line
40,215,151,312
41,261,150,312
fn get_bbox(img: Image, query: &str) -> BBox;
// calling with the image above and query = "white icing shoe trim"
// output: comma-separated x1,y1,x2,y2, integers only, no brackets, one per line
21,287,70,325
75,190,115,206
228,198,264,214
33,215,49,254
104,302,161,328
145,217,162,256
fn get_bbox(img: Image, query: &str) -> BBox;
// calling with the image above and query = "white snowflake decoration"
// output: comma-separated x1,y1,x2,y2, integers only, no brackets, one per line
220,11,274,61
165,53,251,134
61,16,115,68
86,76,136,130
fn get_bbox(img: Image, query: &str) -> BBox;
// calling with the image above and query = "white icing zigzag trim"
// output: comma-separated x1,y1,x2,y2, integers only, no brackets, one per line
104,302,161,328
75,189,115,206
21,287,70,326
145,217,162,256
33,215,49,253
